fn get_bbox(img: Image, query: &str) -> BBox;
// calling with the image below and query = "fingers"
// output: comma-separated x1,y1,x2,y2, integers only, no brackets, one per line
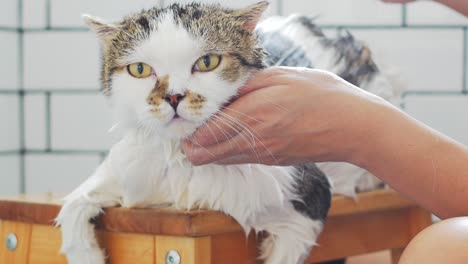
189,103,252,147
183,133,256,165
215,155,276,165
191,67,291,147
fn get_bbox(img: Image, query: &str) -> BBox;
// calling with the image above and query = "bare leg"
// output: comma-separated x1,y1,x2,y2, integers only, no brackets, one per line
399,217,468,264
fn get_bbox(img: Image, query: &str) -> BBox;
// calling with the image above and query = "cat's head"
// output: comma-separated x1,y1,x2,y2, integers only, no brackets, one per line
84,1,269,139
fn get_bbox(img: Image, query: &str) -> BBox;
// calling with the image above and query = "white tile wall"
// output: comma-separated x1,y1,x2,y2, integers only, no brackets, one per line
51,94,115,150
1,0,468,196
352,29,464,91
0,96,19,151
25,154,100,193
24,32,100,89
405,95,468,145
25,95,47,149
51,0,160,28
22,0,47,28
0,32,19,89
0,0,17,27
407,1,468,25
283,0,402,25
0,156,20,195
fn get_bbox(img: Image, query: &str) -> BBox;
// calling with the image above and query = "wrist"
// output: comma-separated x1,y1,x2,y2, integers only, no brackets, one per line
345,95,397,169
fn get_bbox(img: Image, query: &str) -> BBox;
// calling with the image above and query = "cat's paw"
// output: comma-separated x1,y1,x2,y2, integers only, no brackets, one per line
64,247,106,264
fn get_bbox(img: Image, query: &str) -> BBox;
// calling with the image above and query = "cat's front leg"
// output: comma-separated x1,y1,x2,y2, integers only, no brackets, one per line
253,165,331,264
256,206,324,264
56,158,121,264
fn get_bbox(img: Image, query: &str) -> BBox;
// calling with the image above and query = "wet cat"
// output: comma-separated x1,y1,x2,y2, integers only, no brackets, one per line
56,2,331,264
56,1,399,264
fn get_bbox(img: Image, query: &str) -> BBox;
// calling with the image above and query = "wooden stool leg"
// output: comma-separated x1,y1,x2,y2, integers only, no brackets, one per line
0,221,33,264
155,235,211,264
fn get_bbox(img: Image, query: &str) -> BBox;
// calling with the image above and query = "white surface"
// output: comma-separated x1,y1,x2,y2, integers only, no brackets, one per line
0,32,19,89
405,95,468,146
407,1,468,25
51,94,115,150
25,95,47,149
51,0,160,27
22,0,47,28
352,29,464,91
25,154,101,193
0,96,19,151
283,0,402,25
24,32,100,89
0,0,17,27
0,156,20,195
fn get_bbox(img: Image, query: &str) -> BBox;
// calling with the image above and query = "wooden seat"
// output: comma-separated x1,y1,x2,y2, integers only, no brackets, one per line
0,189,432,264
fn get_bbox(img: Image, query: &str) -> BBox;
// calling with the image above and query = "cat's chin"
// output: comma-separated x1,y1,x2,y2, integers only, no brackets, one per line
161,117,199,140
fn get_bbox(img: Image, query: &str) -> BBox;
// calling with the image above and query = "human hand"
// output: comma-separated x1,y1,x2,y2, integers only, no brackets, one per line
182,67,388,166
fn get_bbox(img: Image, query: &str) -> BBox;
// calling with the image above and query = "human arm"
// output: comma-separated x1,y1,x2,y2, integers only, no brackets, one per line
182,67,468,218
382,0,468,17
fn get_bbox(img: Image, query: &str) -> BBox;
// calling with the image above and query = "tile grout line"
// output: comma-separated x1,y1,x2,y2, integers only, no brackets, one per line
463,27,467,93
2,25,468,33
401,4,408,27
18,0,26,194
45,92,52,151
46,0,51,29
0,150,108,156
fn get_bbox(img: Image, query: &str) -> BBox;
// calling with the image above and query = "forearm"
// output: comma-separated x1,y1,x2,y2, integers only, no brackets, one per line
435,0,468,16
351,100,468,219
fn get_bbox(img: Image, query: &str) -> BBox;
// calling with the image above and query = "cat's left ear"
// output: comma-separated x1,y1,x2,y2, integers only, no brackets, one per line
83,14,120,43
232,1,269,32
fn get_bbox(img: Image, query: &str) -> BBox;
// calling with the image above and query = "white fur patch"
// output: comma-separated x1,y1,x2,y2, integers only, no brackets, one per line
59,10,326,264
57,131,322,263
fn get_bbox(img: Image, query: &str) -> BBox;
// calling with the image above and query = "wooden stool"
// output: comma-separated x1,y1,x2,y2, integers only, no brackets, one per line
0,189,432,264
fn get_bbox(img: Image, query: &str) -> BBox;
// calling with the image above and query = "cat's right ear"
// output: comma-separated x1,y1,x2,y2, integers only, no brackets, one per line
82,14,119,43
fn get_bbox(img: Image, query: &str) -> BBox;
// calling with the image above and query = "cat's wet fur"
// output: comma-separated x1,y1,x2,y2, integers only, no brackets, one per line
57,2,332,264
56,1,399,263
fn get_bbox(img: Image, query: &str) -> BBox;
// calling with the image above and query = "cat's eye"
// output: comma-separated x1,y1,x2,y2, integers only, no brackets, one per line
193,55,222,72
127,62,153,78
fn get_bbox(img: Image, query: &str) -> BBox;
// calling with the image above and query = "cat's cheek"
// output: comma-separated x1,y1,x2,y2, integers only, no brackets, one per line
175,104,201,123
152,104,175,123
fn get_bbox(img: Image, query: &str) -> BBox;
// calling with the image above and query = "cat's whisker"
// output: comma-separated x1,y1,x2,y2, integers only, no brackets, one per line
188,137,217,159
213,115,257,158
223,106,266,125
259,94,290,113
217,112,279,165
209,116,239,151
214,114,265,163
216,113,256,147
204,121,221,145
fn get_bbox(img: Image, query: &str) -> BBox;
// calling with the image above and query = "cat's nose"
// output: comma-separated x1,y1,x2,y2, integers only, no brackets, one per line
163,94,185,111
